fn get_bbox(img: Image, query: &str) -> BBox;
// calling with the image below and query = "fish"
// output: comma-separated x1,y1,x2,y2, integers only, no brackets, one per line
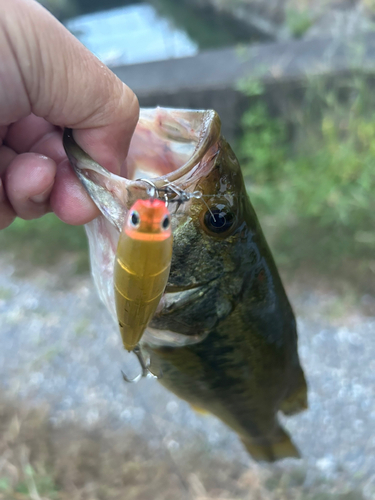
114,198,173,352
63,107,308,462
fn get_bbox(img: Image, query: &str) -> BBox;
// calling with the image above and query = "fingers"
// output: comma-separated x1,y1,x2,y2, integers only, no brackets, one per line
5,114,58,154
1,0,139,175
4,153,56,220
1,148,98,226
1,0,140,228
5,114,99,225
50,159,100,225
0,179,16,229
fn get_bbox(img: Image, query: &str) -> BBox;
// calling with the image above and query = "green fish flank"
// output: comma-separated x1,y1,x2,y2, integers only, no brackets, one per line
145,138,308,462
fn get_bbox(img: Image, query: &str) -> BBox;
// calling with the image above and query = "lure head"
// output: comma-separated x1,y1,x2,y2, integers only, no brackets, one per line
125,199,171,241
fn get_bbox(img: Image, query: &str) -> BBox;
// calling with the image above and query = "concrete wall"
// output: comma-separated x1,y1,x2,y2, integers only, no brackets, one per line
111,34,375,140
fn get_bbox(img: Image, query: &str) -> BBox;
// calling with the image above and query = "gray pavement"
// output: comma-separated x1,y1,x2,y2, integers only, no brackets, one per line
0,253,374,499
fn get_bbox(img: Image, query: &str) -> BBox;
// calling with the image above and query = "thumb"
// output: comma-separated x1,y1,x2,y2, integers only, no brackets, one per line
0,0,139,173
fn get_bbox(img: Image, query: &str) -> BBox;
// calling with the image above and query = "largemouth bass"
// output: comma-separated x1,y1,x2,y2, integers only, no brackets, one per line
63,107,308,462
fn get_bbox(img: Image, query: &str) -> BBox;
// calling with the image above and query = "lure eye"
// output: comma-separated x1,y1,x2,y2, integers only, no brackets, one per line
203,205,235,235
130,210,140,227
161,214,170,230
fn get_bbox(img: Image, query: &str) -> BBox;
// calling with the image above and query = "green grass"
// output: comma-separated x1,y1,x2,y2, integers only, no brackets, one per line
286,8,313,38
16,465,60,499
238,74,375,293
0,213,89,274
0,287,13,300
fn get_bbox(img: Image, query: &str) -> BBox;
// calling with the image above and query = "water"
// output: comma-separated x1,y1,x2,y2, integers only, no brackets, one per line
65,3,198,66
65,1,266,67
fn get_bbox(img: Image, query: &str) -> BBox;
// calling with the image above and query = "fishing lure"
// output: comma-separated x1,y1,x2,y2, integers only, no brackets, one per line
114,198,173,352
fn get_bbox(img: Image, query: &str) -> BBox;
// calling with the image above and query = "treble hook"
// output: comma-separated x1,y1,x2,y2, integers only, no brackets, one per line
161,182,203,204
121,345,162,383
138,178,160,199
140,179,217,222
161,182,218,221
157,182,206,213
138,178,204,207
138,178,171,206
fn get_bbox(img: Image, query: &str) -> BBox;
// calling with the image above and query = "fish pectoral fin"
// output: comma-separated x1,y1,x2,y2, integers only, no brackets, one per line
241,427,300,462
190,404,209,416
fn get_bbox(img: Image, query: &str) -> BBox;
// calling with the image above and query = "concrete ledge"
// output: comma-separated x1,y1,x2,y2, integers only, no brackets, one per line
111,34,375,138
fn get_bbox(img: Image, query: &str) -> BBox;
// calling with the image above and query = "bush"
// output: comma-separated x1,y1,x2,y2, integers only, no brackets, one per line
238,75,375,287
0,214,88,274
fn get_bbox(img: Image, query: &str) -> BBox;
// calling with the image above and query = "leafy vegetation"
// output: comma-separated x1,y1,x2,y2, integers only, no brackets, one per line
285,8,313,38
0,214,89,274
238,74,375,292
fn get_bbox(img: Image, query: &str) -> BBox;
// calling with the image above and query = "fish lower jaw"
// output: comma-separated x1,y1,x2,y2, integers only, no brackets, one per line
158,284,207,313
142,326,209,348
163,282,206,294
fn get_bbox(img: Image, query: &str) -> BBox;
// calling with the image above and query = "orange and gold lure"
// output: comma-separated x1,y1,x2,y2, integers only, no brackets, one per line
114,199,173,351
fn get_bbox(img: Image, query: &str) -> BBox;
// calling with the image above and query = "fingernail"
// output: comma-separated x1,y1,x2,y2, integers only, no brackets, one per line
30,184,53,204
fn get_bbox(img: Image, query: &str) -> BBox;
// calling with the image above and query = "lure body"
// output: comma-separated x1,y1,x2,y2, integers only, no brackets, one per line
114,199,173,351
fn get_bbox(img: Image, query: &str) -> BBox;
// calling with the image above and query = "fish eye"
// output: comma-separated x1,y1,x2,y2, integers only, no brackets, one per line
203,205,235,235
161,214,170,230
130,210,140,227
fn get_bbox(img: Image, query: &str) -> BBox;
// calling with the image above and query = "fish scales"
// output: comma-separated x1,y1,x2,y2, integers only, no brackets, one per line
145,139,306,461
63,107,308,462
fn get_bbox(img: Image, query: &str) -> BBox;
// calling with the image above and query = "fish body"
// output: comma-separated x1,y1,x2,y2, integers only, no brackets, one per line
63,109,307,462
114,199,172,351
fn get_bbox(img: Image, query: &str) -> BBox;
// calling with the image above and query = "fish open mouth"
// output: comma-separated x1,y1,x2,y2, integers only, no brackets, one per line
63,108,224,347
63,107,222,231
122,108,221,184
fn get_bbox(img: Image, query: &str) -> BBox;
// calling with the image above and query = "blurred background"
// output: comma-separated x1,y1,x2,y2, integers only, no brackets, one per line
1,0,375,499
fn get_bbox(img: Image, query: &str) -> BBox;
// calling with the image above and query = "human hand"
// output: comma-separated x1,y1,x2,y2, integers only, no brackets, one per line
0,0,139,229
